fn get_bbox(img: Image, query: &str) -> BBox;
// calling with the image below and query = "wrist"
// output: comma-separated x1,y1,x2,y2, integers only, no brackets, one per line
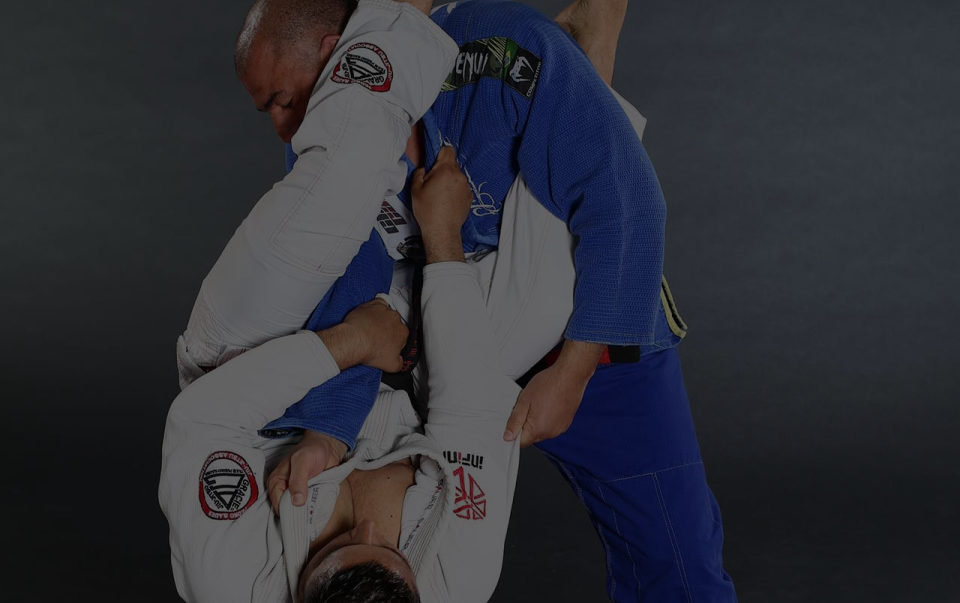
555,340,605,381
315,324,363,371
302,430,349,468
423,229,465,264
321,435,348,463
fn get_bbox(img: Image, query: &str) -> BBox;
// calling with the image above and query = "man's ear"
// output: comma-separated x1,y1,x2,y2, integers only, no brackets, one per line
319,34,343,66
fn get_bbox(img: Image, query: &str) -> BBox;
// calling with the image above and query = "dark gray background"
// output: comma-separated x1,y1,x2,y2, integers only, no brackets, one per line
2,0,958,601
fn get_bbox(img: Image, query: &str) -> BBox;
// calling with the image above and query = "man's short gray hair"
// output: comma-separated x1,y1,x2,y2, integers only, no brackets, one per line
234,0,357,75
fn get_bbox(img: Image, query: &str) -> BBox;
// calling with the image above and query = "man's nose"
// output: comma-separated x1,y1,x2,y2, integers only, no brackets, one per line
270,110,293,143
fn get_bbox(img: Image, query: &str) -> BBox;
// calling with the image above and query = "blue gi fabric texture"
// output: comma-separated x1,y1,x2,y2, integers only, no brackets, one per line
536,349,737,601
263,148,421,448
429,1,676,348
261,8,736,595
284,143,298,174
257,230,394,449
266,0,682,445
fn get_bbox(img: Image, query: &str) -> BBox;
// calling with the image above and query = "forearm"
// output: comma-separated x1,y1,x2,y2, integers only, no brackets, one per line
418,150,472,264
554,339,604,384
424,229,466,264
555,0,628,85
315,324,367,372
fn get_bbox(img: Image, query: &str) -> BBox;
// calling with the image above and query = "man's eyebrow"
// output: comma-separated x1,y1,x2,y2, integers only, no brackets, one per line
257,91,281,112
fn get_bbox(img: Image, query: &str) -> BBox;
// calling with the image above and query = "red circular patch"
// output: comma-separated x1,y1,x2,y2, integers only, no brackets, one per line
330,42,393,92
198,451,259,520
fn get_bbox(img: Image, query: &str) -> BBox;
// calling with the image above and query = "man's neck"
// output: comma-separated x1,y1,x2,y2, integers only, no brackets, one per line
404,120,426,168
307,460,416,557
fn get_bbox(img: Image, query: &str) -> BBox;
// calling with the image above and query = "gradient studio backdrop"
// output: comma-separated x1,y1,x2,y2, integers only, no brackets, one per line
2,1,958,601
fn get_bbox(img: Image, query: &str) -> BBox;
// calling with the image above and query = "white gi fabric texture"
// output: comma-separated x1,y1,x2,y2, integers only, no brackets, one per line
160,263,523,603
387,89,648,384
177,0,459,388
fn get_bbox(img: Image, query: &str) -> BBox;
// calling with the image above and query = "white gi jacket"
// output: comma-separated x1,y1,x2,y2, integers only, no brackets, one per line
177,0,459,387
174,0,659,389
160,262,522,603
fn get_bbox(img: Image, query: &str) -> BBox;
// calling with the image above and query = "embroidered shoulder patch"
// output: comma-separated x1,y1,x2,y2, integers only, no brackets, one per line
199,451,259,520
330,42,393,92
441,37,542,99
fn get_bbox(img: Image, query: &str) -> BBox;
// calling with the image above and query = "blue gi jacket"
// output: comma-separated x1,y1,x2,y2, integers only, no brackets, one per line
261,0,683,447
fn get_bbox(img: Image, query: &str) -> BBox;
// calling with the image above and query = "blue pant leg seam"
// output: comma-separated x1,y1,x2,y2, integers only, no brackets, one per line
599,461,704,484
653,472,694,603
541,450,616,599
597,479,643,602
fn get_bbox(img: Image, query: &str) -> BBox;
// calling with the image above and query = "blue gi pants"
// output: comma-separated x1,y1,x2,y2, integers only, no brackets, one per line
535,348,737,602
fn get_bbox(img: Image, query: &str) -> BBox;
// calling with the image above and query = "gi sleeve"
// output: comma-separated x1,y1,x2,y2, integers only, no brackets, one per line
512,11,668,346
177,0,459,388
258,231,396,450
158,330,341,603
418,262,523,603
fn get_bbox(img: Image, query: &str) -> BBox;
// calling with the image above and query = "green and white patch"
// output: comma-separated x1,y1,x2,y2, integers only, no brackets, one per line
442,37,542,99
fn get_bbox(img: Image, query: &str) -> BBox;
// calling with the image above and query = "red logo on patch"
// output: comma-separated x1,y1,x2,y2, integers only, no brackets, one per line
330,43,393,92
452,466,486,520
199,451,259,520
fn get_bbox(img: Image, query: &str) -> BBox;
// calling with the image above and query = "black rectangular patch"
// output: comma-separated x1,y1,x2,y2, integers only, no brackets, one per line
441,37,542,99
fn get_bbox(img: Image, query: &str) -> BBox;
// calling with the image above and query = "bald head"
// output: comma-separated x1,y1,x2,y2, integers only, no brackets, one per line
235,0,356,76
234,0,358,142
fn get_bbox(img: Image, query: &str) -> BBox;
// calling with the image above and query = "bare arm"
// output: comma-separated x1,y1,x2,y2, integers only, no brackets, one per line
555,0,629,85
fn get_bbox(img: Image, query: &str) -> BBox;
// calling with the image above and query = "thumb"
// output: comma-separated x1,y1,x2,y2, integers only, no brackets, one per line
436,145,456,165
288,448,323,507
411,166,427,191
504,390,532,442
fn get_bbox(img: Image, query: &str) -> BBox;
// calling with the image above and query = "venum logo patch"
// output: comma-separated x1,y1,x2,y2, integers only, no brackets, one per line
441,37,542,99
509,55,536,85
330,42,393,92
452,467,486,520
199,451,259,520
